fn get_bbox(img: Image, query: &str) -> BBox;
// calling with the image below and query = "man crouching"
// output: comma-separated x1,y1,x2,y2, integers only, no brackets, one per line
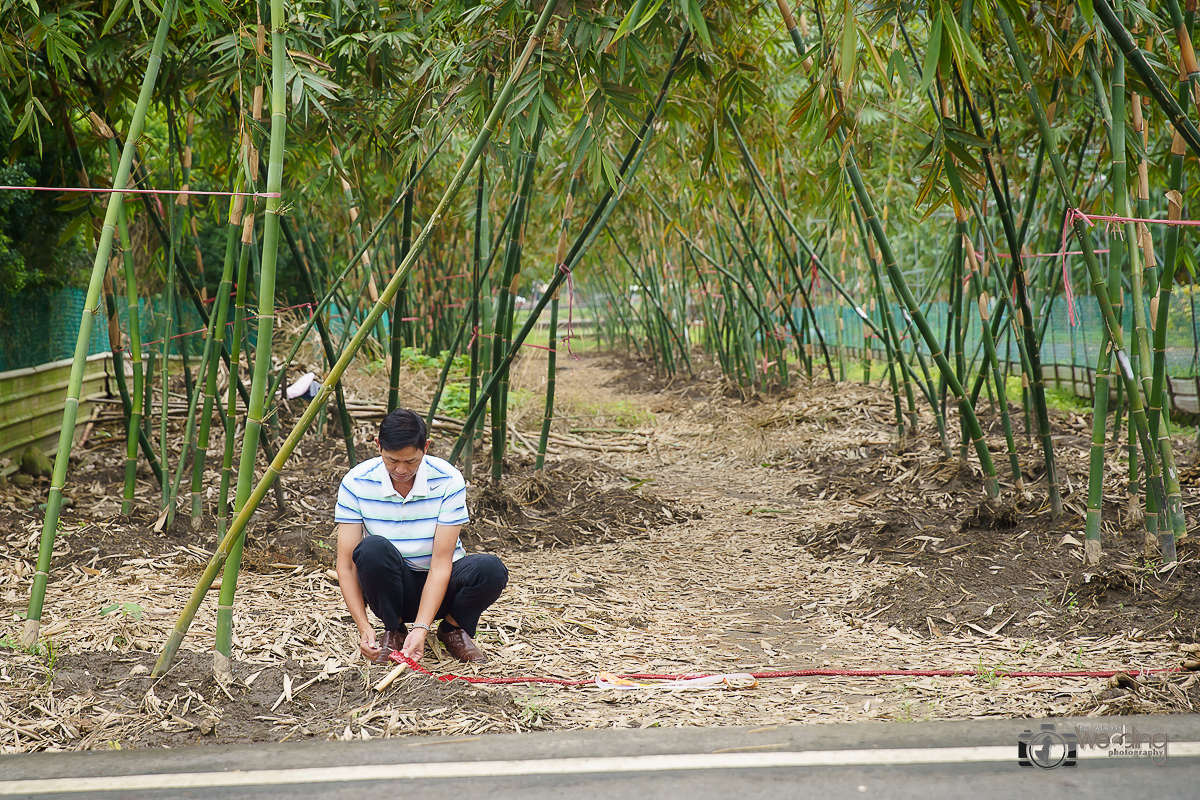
335,408,507,664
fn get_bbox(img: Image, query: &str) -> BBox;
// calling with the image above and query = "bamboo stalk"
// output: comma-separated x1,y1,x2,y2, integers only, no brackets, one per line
1147,8,1196,553
1094,0,1200,158
389,160,418,413
100,136,161,503
491,120,546,483
995,2,1171,558
899,14,1061,510
22,0,180,647
537,174,579,470
192,185,242,527
214,5,291,665
465,157,486,481
159,99,181,518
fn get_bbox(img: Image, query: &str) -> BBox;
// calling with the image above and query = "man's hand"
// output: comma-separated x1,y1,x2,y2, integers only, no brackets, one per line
401,628,427,661
359,628,381,662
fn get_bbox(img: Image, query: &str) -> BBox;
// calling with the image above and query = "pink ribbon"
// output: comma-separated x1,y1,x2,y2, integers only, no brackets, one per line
0,184,279,198
557,262,579,360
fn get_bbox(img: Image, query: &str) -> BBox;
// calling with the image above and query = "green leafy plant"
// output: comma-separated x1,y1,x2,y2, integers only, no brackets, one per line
515,690,552,726
975,654,1008,689
101,602,145,621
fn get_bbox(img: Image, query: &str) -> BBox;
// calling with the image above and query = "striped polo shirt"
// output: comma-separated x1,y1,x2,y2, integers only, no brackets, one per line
335,454,469,570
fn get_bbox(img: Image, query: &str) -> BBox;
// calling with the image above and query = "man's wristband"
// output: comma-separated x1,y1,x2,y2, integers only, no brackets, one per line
412,622,432,633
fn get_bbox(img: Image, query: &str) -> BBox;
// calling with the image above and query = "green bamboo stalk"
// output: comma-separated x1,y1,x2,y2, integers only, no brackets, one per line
996,2,1170,555
865,240,907,444
725,114,834,378
191,191,241,526
160,126,179,516
914,28,1059,510
959,190,1031,488
332,143,389,352
389,160,417,412
214,2,291,667
1094,0,1200,158
611,228,693,374
1080,79,1126,562
465,158,486,481
154,0,560,676
22,0,179,647
537,175,578,470
1114,23,1172,556
963,238,1022,491
720,195,800,380
71,119,138,503
111,138,285,510
535,287,561,470
491,120,546,483
162,96,199,531
843,149,996,492
216,231,253,540
1147,11,1196,553
850,205,919,433
102,136,161,505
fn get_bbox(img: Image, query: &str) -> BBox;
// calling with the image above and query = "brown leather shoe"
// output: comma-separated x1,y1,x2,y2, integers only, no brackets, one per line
374,625,407,665
437,625,487,663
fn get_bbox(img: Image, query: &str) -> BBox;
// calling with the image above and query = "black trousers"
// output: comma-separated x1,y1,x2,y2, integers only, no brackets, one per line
353,535,507,637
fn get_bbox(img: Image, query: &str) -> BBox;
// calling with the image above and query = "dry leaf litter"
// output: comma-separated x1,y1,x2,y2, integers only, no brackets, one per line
1,351,1198,753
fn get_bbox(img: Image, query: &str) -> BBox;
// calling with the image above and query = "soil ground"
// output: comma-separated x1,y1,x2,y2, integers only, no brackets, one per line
2,351,1198,753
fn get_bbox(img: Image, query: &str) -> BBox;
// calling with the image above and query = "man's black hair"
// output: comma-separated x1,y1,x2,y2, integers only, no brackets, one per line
378,408,427,451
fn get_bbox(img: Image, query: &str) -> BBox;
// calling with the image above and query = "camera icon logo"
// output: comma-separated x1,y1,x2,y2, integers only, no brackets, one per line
1018,723,1078,769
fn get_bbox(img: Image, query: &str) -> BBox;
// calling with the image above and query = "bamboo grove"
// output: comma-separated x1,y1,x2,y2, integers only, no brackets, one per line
4,0,1199,671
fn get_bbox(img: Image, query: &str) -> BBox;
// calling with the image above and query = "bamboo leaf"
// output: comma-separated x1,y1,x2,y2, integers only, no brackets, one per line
861,30,891,94
102,0,134,36
888,49,911,88
634,0,667,32
56,213,87,247
1180,249,1196,279
684,0,712,47
913,155,944,208
840,0,857,88
942,122,990,149
919,11,942,96
1067,30,1092,62
918,188,952,221
612,0,646,44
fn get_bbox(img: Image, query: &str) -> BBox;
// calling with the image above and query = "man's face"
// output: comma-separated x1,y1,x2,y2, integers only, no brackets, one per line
378,443,426,484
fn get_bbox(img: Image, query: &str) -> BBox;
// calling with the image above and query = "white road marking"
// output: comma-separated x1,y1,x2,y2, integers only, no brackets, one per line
3,743,1198,795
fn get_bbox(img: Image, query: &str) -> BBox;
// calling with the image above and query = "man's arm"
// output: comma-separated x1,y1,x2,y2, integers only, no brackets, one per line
400,523,461,660
335,521,380,661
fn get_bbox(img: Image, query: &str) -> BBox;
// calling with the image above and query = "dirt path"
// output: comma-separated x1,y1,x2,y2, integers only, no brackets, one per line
1,353,1197,752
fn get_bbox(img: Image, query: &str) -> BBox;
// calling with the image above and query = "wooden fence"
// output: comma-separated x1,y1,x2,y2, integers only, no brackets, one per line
0,354,113,476
830,344,1200,422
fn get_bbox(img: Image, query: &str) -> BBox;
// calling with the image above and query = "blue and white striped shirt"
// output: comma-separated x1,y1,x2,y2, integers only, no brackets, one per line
335,455,469,570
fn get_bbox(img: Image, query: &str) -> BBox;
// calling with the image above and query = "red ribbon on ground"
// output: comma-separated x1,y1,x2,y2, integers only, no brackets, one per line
387,651,1183,688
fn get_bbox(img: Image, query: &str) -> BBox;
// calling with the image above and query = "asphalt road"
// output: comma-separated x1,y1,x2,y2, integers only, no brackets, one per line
1,715,1198,799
